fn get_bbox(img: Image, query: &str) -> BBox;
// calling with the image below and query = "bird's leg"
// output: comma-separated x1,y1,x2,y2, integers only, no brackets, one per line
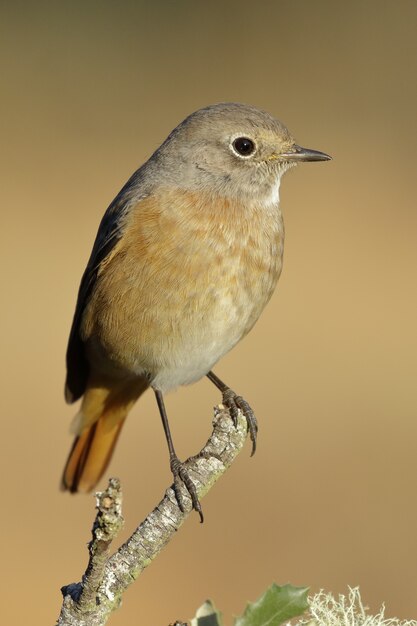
206,370,258,456
154,389,204,523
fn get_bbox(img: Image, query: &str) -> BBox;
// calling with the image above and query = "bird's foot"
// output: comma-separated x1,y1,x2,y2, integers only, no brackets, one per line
222,387,258,456
206,371,258,455
170,455,204,523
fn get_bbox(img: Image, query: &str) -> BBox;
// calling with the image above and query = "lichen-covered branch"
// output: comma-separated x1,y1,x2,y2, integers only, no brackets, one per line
57,406,249,626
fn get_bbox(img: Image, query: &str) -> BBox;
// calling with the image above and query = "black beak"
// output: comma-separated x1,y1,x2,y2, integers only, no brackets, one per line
281,144,332,162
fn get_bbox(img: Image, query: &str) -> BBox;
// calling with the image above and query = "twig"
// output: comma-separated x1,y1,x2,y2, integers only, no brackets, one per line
57,406,249,626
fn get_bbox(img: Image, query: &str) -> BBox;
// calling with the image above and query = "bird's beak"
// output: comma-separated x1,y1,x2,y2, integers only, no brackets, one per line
279,144,332,162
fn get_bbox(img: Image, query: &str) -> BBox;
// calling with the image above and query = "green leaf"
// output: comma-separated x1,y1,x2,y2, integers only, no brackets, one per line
234,583,309,626
190,600,223,626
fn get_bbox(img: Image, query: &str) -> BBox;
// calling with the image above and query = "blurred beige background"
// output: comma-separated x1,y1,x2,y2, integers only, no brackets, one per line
1,1,416,624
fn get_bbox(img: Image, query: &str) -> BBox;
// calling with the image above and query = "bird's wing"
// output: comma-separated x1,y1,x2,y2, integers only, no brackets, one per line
65,183,143,404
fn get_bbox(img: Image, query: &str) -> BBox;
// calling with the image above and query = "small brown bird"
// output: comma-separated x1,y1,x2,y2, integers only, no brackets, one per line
62,103,330,520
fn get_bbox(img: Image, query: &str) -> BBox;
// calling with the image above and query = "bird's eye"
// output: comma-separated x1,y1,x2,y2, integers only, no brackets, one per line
232,137,256,157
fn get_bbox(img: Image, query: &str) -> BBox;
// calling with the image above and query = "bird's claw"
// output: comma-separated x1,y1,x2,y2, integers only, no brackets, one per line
170,456,204,523
222,388,258,456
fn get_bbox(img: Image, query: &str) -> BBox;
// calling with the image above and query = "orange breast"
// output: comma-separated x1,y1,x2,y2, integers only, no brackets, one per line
81,188,284,384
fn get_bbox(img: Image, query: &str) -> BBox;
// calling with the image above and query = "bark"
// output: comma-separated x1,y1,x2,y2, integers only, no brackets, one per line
57,406,249,626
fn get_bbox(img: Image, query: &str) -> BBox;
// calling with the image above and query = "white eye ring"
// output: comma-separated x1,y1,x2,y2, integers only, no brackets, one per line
230,135,257,159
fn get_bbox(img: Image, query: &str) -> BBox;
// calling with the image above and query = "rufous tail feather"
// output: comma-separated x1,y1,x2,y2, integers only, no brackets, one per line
62,377,148,493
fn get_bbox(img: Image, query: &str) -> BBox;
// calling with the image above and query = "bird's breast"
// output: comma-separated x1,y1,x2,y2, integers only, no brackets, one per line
82,189,284,389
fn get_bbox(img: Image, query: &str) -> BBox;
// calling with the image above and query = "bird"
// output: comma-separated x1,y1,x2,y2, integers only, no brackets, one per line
62,102,331,521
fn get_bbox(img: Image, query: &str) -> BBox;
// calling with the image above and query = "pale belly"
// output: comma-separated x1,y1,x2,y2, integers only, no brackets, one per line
150,268,281,391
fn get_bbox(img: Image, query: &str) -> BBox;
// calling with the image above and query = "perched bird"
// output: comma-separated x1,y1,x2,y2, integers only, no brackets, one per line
62,102,331,520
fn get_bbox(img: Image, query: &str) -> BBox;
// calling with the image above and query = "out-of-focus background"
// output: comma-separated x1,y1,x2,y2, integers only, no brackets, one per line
1,1,416,624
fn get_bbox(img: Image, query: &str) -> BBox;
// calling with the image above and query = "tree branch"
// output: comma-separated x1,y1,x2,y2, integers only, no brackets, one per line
57,406,249,626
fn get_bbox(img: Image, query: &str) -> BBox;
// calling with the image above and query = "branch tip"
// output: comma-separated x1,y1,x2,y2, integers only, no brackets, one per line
57,404,250,626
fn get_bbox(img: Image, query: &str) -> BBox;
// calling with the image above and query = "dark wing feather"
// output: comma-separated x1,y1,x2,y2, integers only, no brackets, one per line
65,175,143,403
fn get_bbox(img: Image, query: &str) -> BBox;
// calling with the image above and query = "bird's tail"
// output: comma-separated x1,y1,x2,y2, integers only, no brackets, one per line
62,376,148,493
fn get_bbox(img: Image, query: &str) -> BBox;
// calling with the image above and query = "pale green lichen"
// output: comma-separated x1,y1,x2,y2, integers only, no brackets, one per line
293,588,416,626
